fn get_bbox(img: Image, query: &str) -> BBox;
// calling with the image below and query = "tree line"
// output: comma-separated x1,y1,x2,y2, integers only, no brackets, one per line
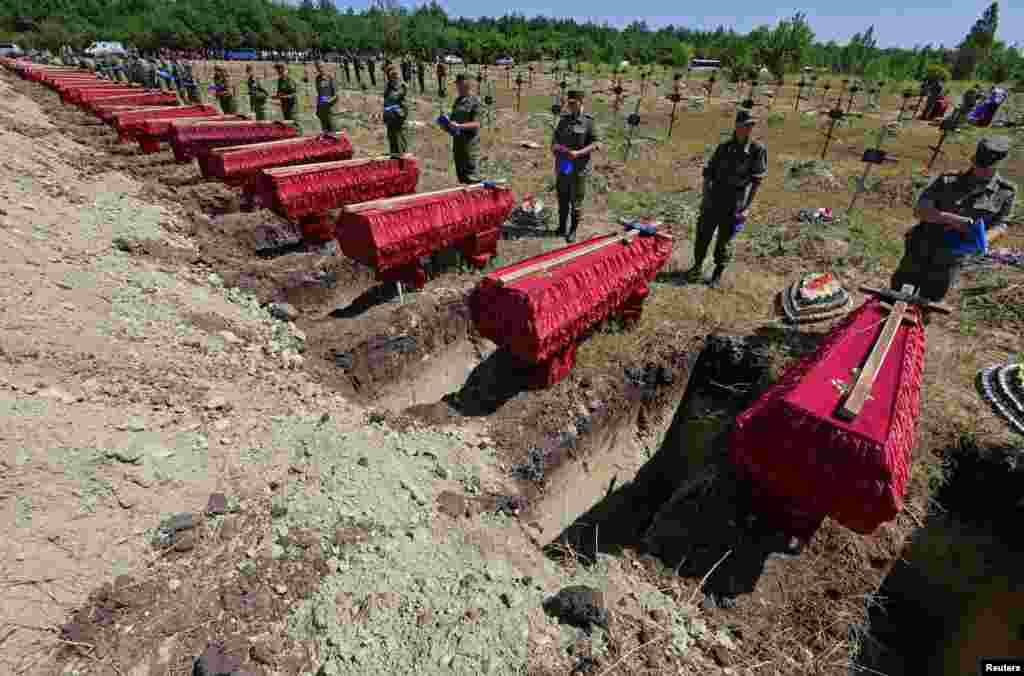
1,0,1019,84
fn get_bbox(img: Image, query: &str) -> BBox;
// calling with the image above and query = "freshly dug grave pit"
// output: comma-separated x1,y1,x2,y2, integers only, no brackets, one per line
858,443,1024,676
539,329,927,674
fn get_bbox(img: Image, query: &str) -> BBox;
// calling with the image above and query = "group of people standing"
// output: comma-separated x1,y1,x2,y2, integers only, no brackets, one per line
70,49,1016,301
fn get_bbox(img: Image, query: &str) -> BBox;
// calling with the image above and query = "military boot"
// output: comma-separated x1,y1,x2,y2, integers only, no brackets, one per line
684,263,704,284
708,264,726,289
566,214,579,243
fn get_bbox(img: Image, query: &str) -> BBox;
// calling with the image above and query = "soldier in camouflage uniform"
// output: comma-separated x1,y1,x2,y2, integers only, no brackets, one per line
367,57,376,87
448,73,482,184
246,65,269,120
314,61,337,132
550,89,601,242
686,108,768,288
143,59,159,90
157,58,172,90
172,60,185,99
382,63,408,156
185,63,202,104
274,63,300,130
213,65,236,114
890,136,1016,303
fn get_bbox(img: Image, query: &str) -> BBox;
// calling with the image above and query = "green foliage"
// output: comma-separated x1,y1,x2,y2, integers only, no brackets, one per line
926,64,951,82
2,0,1022,90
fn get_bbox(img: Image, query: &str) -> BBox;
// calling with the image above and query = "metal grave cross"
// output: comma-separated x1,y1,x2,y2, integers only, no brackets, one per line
848,121,900,212
927,116,961,170
666,73,684,137
898,88,915,122
835,285,952,420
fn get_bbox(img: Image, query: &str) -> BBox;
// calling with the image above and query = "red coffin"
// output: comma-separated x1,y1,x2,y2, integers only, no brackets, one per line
112,105,218,141
338,183,514,288
252,155,419,241
469,229,673,387
135,115,243,154
729,298,926,536
75,86,152,107
199,132,354,184
168,120,299,163
86,92,179,115
63,84,139,105
97,105,173,125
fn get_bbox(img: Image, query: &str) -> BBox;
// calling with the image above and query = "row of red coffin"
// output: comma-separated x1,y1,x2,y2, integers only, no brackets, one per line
13,62,676,387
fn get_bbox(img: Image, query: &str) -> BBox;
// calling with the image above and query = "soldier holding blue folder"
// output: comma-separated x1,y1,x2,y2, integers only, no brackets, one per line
550,90,600,243
890,136,1016,302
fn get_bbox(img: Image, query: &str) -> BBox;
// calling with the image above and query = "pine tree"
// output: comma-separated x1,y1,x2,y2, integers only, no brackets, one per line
953,2,999,79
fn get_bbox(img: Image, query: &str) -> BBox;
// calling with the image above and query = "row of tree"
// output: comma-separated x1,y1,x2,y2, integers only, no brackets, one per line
1,0,1019,84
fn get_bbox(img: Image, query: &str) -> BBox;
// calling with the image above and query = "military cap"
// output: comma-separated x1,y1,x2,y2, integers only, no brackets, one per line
566,89,584,100
735,108,757,126
974,136,1010,167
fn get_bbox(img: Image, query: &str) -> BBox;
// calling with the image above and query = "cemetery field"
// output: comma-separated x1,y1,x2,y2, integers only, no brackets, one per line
2,58,1023,676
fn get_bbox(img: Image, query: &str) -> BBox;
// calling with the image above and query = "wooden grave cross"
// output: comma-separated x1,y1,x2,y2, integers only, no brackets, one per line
835,285,952,421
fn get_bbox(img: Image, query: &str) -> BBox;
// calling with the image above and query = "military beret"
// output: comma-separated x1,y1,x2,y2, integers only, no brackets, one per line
736,108,757,126
455,73,467,81
566,90,584,100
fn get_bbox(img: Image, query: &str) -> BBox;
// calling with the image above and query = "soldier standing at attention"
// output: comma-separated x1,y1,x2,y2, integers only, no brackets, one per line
686,108,768,288
341,55,351,86
449,73,482,184
436,59,448,98
246,65,269,120
274,62,300,130
417,59,426,93
890,137,1015,303
367,56,377,87
213,65,236,114
550,89,601,242
314,61,338,132
354,56,364,88
382,64,408,156
183,62,202,104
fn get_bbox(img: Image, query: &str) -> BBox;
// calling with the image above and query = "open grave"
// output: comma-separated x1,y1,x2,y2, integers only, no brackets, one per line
8,59,1024,676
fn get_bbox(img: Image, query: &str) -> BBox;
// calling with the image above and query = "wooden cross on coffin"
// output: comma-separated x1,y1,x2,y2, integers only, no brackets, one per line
834,285,952,421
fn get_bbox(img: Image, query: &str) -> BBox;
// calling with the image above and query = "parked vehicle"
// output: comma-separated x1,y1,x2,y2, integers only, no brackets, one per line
443,54,463,65
495,56,514,66
689,58,721,71
225,48,258,61
84,41,128,57
0,43,23,57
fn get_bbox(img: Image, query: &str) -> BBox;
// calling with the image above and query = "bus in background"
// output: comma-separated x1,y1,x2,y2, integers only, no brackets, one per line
225,48,258,61
690,58,721,71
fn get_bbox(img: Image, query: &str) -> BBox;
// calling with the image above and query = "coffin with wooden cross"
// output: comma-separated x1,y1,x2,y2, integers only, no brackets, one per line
730,286,934,536
469,227,673,387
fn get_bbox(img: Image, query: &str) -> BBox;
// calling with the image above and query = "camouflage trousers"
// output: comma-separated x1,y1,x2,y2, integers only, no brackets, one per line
889,224,960,302
218,95,237,115
250,99,267,121
692,207,740,268
453,139,480,184
316,104,335,133
556,172,587,232
387,123,407,157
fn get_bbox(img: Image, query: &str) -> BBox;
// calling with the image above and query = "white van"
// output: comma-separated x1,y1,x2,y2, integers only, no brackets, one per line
85,41,128,57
